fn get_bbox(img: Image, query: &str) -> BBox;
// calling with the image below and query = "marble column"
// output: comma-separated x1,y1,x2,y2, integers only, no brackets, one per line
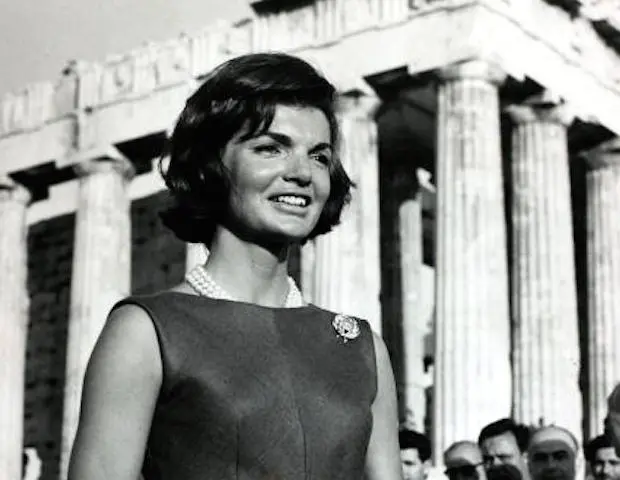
0,177,31,480
507,94,581,438
583,138,620,438
433,60,512,461
398,168,426,431
312,93,382,333
60,150,134,478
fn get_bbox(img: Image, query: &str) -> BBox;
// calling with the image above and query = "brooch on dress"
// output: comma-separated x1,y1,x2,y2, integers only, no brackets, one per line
332,314,360,344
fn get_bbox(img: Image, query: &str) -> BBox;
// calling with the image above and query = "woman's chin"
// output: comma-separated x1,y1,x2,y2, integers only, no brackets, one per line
258,222,317,244
230,228,309,251
264,230,310,246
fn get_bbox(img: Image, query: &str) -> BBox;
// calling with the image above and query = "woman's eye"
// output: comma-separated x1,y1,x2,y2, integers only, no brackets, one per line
312,153,330,165
254,144,282,155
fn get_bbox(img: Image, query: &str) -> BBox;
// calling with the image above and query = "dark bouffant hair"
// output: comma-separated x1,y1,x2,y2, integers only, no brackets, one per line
584,434,613,464
399,429,432,462
159,52,353,245
478,418,532,453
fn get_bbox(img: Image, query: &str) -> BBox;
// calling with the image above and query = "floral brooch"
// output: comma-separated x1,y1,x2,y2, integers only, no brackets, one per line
332,314,360,344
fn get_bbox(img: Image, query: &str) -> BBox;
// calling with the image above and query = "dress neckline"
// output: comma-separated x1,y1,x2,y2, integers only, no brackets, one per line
161,290,318,313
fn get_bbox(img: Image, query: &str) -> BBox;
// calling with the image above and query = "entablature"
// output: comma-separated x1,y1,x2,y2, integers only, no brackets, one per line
3,0,620,187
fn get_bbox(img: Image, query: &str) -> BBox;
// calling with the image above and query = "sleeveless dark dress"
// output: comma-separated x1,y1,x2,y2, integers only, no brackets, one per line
113,292,377,480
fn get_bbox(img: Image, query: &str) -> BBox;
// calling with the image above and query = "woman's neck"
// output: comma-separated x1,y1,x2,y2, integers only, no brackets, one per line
204,228,293,307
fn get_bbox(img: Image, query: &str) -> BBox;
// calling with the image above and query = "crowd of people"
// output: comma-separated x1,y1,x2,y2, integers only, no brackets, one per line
399,384,620,480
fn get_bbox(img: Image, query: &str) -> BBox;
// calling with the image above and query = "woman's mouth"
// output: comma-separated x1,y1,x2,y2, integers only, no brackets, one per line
270,194,311,207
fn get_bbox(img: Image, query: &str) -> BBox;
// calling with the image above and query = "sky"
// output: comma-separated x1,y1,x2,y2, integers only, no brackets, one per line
0,0,252,96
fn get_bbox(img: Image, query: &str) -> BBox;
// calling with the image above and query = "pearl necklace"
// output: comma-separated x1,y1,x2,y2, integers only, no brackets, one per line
185,264,305,308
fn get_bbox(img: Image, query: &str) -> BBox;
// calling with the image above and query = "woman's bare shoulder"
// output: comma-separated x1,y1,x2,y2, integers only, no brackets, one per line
69,303,162,480
106,302,156,336
91,303,162,381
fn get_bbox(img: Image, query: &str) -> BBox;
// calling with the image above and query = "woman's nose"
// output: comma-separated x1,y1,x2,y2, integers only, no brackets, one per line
284,152,312,185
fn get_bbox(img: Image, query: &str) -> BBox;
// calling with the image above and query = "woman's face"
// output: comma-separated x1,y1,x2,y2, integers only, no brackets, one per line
221,104,332,243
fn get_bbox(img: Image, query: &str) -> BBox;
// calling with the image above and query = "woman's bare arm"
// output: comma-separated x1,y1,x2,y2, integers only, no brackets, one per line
365,331,404,480
68,304,162,480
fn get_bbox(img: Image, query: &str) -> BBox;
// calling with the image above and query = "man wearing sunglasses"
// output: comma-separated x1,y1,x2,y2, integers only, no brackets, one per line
444,441,488,480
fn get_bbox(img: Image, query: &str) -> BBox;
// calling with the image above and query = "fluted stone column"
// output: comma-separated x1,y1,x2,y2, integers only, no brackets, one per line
507,95,581,438
0,177,31,480
60,151,134,478
398,171,426,431
583,138,620,438
312,93,382,332
185,243,208,273
433,60,512,461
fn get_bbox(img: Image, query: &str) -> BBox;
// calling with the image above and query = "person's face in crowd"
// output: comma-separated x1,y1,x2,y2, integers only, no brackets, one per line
221,104,332,244
481,432,528,480
592,446,620,480
401,447,428,480
528,430,576,480
607,415,620,458
445,443,488,480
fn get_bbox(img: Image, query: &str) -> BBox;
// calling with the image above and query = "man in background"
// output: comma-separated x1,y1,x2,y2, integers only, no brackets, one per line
528,426,578,480
479,418,531,480
444,441,488,480
607,384,620,458
585,435,620,480
399,429,432,480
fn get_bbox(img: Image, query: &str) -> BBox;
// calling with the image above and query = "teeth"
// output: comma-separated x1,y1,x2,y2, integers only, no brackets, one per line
275,195,308,207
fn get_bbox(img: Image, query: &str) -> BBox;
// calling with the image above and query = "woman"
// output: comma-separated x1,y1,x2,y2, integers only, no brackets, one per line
68,52,402,480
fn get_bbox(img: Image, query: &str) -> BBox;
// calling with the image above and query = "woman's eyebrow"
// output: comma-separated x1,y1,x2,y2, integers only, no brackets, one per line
261,132,332,152
309,142,332,153
261,131,292,146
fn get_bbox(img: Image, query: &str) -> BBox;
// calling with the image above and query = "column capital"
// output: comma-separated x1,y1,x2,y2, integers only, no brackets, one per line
336,92,381,120
72,145,135,179
438,59,506,85
0,176,31,205
581,137,620,170
506,92,574,127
